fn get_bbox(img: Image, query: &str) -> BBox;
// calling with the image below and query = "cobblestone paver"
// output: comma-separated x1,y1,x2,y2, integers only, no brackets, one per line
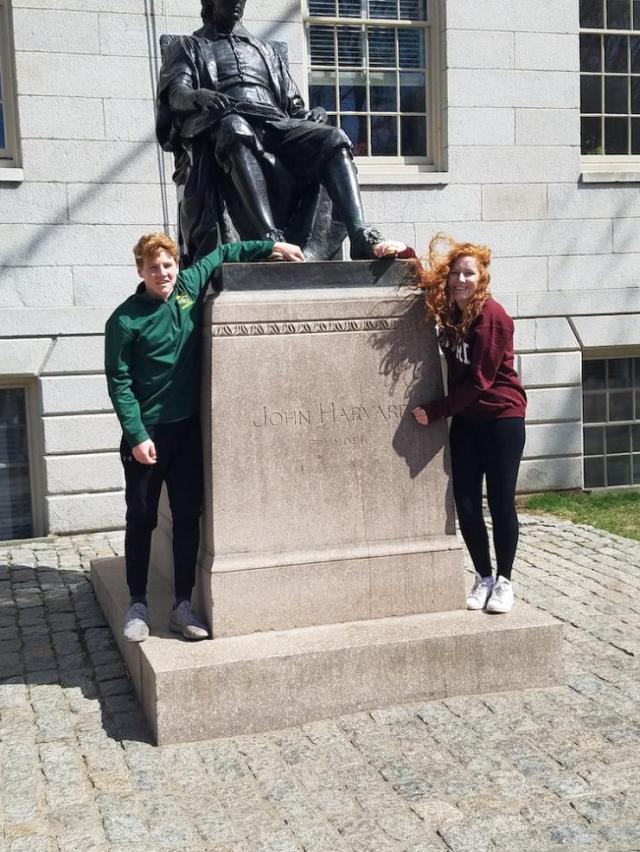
2,516,640,850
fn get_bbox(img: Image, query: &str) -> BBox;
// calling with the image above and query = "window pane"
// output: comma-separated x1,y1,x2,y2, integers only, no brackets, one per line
581,75,602,113
338,26,364,66
605,35,628,72
582,116,603,153
635,0,640,27
370,70,397,110
608,357,632,387
581,0,605,27
632,116,640,151
584,392,607,422
399,0,427,21
637,390,640,419
606,424,631,452
607,0,632,28
371,115,397,154
585,456,606,487
398,29,425,68
607,454,632,485
310,0,337,14
0,388,33,540
339,70,367,110
584,360,606,390
400,71,426,111
630,36,640,72
401,114,426,155
584,427,604,455
309,71,337,111
309,26,335,65
341,114,368,154
605,116,629,152
339,0,364,16
581,34,602,72
633,453,640,483
368,27,396,66
632,423,640,450
369,0,397,19
0,109,5,150
609,390,634,420
605,76,628,112
635,358,640,384
632,77,640,112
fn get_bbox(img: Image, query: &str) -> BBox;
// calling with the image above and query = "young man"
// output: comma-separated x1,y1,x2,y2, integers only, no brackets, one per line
105,234,304,642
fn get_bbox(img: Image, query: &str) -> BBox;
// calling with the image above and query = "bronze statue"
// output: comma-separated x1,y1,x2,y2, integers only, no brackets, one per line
156,0,387,263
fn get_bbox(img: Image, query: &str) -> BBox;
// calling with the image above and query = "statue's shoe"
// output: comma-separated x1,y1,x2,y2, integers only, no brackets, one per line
349,226,385,260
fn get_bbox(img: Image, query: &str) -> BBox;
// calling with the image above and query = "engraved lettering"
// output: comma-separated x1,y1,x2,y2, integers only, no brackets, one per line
252,405,268,428
319,401,335,424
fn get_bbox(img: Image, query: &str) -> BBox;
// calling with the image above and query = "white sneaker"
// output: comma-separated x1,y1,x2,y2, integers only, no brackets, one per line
486,577,514,613
466,574,494,610
123,602,149,643
170,600,209,640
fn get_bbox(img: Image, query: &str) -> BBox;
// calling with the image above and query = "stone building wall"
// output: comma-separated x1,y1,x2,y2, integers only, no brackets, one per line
0,0,638,533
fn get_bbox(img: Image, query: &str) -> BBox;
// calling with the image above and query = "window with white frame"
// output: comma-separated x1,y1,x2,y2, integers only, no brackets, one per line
579,0,640,155
305,1,431,161
582,356,640,487
0,0,18,167
0,387,33,540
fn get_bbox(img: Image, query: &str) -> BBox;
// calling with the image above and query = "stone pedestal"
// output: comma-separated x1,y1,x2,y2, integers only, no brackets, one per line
92,260,563,744
198,260,465,636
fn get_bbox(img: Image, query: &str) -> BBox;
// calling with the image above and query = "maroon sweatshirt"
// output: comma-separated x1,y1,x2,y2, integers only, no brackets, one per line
422,298,527,422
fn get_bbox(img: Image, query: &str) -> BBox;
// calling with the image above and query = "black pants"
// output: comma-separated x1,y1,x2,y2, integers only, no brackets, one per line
449,417,525,581
120,416,203,602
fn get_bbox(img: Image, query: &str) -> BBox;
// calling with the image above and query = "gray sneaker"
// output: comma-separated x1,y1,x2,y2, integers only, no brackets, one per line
170,600,209,640
123,602,149,643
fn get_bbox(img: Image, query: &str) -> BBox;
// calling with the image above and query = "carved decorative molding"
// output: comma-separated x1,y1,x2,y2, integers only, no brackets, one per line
211,317,409,337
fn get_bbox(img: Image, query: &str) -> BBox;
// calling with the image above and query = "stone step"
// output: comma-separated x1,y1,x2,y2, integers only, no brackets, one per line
92,556,564,745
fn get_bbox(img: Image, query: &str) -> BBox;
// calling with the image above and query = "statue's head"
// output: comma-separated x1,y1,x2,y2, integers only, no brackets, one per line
201,0,247,30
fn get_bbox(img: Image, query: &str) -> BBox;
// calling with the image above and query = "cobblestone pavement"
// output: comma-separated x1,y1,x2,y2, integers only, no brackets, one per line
2,516,640,852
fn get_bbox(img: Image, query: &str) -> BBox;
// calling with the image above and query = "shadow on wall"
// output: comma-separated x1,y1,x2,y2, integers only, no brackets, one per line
369,294,455,531
5,143,162,269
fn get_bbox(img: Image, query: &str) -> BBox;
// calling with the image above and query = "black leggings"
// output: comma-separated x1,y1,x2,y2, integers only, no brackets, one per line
449,417,525,581
120,416,203,603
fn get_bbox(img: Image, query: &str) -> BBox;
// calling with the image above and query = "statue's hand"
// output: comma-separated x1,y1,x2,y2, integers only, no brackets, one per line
195,89,232,113
306,106,328,124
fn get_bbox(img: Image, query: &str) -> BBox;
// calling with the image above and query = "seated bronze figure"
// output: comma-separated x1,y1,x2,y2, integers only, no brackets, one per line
156,0,387,263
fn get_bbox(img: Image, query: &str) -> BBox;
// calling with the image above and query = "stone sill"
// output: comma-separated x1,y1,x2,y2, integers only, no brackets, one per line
0,167,24,183
356,167,449,186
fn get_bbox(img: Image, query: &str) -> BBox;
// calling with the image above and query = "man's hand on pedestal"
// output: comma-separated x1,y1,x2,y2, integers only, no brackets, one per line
271,242,305,262
132,439,157,465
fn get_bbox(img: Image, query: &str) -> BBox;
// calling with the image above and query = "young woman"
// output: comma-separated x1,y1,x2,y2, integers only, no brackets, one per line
412,234,527,613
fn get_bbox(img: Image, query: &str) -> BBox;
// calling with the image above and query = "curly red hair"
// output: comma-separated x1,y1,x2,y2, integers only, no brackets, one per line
415,233,492,343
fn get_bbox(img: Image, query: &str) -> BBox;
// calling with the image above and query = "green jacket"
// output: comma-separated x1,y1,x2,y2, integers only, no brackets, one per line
104,240,273,446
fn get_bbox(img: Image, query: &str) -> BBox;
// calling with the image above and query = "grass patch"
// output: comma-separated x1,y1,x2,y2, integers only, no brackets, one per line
522,489,640,542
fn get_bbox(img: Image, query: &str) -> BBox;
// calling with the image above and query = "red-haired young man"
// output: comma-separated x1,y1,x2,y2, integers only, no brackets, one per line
105,234,303,642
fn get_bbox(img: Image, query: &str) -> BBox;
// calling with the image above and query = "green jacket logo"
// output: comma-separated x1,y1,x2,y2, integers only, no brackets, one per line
175,293,194,310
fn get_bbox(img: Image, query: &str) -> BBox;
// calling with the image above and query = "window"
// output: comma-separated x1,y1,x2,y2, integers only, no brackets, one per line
0,387,33,539
579,0,640,155
0,0,19,168
305,1,433,163
582,356,640,487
